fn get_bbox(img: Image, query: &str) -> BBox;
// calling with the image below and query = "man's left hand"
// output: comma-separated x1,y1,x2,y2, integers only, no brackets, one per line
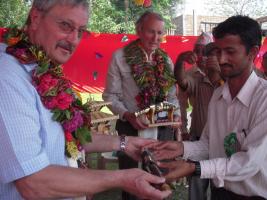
158,159,195,183
125,136,157,161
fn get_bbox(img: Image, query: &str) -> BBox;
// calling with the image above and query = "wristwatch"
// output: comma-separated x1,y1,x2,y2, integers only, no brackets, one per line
119,135,126,152
190,160,201,176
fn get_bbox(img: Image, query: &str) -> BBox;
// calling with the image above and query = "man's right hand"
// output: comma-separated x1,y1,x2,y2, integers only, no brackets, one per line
174,51,197,90
145,141,184,160
123,112,148,130
120,168,172,200
176,51,197,65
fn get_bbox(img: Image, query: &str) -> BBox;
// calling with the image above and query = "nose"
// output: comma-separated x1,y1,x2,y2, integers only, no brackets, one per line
152,33,160,43
66,30,80,47
217,51,227,65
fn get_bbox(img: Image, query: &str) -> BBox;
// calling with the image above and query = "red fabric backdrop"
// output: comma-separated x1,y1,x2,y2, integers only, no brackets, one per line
63,33,198,93
1,28,266,93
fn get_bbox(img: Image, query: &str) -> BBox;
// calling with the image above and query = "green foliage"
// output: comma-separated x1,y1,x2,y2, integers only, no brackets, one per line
88,0,181,34
0,0,30,28
203,0,267,18
76,126,92,144
0,0,182,33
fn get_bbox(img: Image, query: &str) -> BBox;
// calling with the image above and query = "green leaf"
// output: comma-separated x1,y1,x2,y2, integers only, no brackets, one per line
65,109,71,120
65,88,72,94
36,63,49,75
75,98,83,107
46,88,57,96
52,109,62,121
76,126,92,145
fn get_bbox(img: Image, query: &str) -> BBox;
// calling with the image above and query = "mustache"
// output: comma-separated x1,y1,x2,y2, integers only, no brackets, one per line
56,41,75,53
220,63,233,68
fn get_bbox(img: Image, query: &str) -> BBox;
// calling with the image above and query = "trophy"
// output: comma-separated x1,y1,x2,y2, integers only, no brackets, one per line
141,149,171,191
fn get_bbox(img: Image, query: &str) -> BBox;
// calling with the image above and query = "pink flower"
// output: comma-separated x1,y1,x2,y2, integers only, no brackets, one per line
37,73,58,95
58,78,72,91
55,91,73,110
63,110,84,132
43,96,58,109
143,0,151,7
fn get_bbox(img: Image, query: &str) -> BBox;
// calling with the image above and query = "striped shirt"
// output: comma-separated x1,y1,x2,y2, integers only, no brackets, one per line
0,46,68,199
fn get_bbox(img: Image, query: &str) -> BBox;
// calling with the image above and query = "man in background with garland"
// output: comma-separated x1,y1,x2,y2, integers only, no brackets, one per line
0,1,172,199
103,11,180,200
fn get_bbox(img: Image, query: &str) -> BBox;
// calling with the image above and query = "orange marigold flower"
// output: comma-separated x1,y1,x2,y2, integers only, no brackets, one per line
7,37,20,46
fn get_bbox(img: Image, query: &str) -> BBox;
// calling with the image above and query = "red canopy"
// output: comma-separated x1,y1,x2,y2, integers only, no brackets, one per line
1,28,266,93
63,33,198,93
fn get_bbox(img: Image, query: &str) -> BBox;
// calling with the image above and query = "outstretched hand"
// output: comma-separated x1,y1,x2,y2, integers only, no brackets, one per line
144,141,184,161
158,159,195,183
125,136,157,161
177,51,197,65
121,168,172,200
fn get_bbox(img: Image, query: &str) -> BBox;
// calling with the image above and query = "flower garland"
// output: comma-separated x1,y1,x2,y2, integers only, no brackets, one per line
124,39,176,109
2,28,91,159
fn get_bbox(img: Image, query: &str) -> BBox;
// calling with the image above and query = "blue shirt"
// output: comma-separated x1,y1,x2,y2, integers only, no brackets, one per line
0,46,68,199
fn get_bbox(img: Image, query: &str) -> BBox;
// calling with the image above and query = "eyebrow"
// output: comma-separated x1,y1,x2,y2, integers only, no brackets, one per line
58,18,87,29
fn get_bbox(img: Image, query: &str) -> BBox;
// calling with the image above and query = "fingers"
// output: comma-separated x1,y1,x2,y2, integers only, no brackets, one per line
177,51,197,65
139,174,172,200
164,171,181,183
143,141,165,151
136,120,149,130
206,56,220,71
125,112,148,130
152,151,174,160
157,161,178,170
184,52,197,64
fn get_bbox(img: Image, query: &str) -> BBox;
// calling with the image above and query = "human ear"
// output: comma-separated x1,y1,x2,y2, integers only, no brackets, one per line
249,45,259,61
29,8,43,30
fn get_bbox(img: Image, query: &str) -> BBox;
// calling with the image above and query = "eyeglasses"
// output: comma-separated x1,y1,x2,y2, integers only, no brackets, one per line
56,20,88,39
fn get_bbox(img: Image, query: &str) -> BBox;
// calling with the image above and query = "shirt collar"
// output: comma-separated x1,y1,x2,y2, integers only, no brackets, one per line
236,71,258,107
22,63,38,73
214,71,259,107
1,43,38,73
140,48,156,62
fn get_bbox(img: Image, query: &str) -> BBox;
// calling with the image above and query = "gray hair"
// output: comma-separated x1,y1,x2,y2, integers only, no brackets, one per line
25,0,88,26
32,0,88,12
135,11,164,32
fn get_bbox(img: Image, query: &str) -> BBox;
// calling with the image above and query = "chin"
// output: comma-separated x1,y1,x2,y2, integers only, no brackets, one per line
56,53,72,64
53,56,70,65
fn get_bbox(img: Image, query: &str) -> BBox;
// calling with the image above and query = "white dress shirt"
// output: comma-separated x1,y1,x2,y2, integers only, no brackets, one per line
183,71,267,198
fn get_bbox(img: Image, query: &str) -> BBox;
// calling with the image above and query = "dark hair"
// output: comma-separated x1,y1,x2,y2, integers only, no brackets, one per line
135,11,164,32
212,15,262,53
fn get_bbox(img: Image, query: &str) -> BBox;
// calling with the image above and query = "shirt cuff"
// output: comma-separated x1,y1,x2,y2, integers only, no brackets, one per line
199,159,216,179
199,158,226,188
21,152,50,176
182,141,198,159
